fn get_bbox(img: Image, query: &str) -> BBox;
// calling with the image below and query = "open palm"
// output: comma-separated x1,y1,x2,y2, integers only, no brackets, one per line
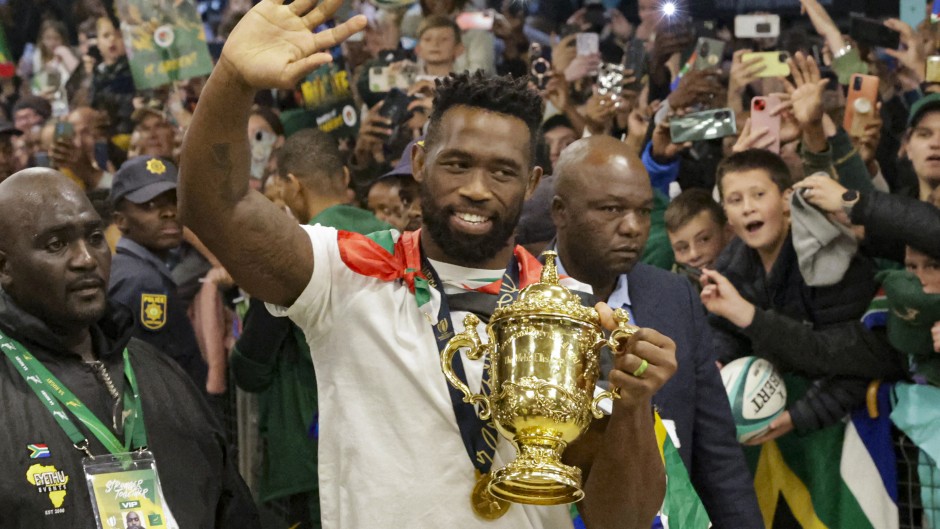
784,52,827,126
789,82,824,125
221,0,366,89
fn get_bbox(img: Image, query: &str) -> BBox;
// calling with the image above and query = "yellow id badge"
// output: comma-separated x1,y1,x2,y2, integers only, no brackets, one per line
82,451,178,529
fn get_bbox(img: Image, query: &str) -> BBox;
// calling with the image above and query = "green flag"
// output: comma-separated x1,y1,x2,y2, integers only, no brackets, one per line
657,412,712,528
115,0,214,89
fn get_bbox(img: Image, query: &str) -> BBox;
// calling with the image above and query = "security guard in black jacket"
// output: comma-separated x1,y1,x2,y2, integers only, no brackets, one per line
0,168,260,528
107,156,208,390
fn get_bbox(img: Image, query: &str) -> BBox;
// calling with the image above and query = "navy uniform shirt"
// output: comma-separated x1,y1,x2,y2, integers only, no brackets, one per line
108,237,208,390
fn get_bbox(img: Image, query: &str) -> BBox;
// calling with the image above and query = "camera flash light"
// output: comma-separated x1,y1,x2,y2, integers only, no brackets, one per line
662,1,676,16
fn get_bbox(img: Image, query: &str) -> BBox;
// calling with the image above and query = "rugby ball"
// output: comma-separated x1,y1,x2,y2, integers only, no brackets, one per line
720,356,787,443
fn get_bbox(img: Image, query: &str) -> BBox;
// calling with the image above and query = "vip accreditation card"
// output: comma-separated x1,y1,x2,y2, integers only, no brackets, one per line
83,451,178,529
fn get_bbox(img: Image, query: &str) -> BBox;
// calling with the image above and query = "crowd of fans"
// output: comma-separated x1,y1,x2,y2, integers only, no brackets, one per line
2,0,940,527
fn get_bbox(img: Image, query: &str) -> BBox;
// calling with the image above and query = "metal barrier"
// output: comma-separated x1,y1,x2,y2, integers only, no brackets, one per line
898,429,925,529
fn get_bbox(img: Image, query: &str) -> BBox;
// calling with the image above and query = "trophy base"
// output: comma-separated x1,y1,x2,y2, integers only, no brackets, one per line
488,432,584,505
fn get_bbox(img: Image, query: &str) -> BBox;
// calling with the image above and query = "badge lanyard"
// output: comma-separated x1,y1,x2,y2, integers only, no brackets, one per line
0,329,146,458
421,249,522,477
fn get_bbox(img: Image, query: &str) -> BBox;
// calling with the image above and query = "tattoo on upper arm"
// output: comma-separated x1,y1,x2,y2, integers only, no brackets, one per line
211,142,238,202
211,143,233,176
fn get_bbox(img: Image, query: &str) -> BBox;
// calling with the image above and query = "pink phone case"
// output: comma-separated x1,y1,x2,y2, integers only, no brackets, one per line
456,12,493,31
751,95,781,154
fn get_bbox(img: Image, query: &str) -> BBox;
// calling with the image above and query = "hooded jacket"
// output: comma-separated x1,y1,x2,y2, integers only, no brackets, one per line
0,291,260,528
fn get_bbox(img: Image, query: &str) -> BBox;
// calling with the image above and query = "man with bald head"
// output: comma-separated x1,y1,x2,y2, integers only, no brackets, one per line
551,137,762,528
0,168,259,527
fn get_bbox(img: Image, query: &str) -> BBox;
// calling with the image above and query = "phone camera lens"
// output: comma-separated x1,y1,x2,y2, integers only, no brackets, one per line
717,111,730,120
754,99,765,111
853,77,862,90
779,52,788,63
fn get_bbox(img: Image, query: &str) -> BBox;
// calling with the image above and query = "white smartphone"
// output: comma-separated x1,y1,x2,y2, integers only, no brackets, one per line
368,66,392,93
576,32,600,56
734,14,780,39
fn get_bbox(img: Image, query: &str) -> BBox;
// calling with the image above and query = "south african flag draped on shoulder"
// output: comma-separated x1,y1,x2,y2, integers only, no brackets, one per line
334,229,547,312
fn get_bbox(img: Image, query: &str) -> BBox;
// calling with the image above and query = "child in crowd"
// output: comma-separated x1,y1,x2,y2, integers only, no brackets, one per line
699,149,904,438
414,15,464,77
665,188,733,281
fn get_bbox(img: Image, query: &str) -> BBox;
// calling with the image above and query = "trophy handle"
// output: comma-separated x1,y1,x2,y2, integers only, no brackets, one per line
607,308,639,355
590,309,640,418
440,313,493,420
591,390,619,419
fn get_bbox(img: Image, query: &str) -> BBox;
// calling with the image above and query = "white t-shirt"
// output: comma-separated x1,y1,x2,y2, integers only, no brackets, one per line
270,225,573,529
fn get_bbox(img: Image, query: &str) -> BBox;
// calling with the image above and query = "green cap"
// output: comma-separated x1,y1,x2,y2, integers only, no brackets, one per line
879,270,940,359
908,93,940,128
279,109,318,138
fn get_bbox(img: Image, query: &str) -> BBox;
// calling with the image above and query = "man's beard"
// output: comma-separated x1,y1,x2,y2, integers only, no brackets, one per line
419,182,522,266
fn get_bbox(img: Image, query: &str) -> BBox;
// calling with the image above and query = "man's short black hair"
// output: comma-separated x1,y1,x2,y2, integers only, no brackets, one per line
715,149,792,199
426,71,544,166
277,128,346,196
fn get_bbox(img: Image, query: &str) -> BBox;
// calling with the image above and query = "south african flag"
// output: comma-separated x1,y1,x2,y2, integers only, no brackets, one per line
0,25,13,78
28,444,50,459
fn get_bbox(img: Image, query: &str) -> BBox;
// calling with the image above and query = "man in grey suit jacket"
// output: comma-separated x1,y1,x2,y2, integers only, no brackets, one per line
550,136,763,529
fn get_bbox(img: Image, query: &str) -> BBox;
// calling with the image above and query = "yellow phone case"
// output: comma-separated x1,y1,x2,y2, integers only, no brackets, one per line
742,51,791,78
927,56,940,83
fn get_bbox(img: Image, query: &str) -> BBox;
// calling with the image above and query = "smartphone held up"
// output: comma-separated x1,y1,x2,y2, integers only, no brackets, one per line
734,14,780,39
455,11,494,31
750,96,781,154
927,56,940,83
529,43,552,91
693,37,725,71
844,74,879,137
670,108,737,144
53,121,75,143
576,32,600,57
741,51,791,78
849,15,900,50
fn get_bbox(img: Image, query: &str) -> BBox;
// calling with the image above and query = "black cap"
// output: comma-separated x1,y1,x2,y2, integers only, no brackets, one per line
110,156,178,206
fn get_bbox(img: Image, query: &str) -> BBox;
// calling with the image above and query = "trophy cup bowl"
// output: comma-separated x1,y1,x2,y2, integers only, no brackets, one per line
441,251,636,506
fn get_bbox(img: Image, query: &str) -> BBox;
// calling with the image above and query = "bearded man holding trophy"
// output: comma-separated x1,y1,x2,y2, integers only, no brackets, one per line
178,0,678,527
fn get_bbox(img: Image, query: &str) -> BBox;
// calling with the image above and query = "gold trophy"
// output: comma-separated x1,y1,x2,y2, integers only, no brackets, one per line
441,251,637,509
